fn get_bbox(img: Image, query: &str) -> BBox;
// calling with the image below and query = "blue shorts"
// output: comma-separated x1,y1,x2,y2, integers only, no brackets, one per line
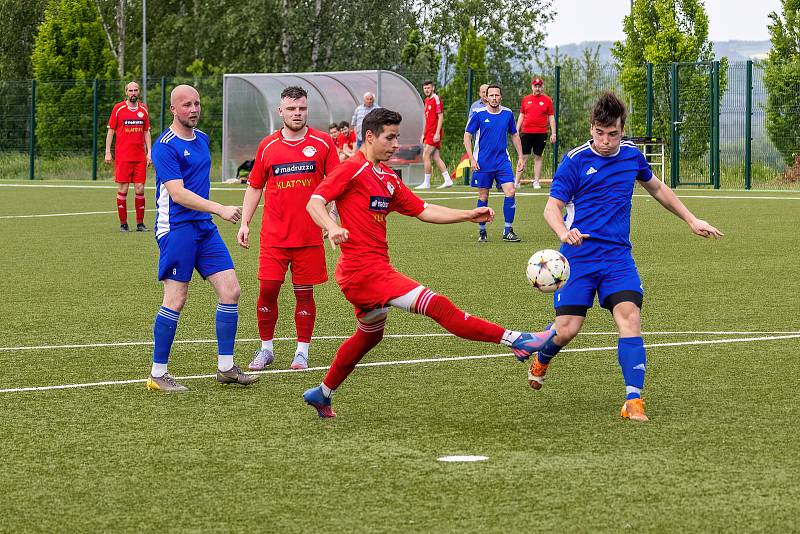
553,253,643,312
470,166,515,189
157,220,234,282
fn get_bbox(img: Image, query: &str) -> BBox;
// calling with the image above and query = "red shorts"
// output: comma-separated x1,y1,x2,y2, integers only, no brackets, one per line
259,245,328,285
115,160,147,183
423,132,441,150
336,264,421,318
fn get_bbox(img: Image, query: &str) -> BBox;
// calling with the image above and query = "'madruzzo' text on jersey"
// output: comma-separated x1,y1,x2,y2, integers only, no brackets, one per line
152,128,212,238
248,127,338,248
465,106,517,171
550,140,653,259
311,151,426,279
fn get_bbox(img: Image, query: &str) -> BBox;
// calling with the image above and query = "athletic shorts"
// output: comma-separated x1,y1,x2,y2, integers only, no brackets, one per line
336,264,420,318
157,220,234,282
423,132,441,150
115,160,147,183
520,133,548,156
470,166,515,189
553,252,643,312
259,245,328,285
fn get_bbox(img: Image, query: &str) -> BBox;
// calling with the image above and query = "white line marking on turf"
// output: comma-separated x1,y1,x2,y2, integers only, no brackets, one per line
0,209,157,219
438,456,488,462
1,331,797,353
2,333,799,394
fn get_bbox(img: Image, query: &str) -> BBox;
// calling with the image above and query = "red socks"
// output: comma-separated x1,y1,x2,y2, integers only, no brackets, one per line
256,279,281,341
323,316,385,390
116,191,128,224
293,284,316,343
135,193,145,224
414,288,504,343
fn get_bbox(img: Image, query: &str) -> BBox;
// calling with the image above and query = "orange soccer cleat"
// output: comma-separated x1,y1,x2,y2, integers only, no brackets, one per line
527,358,549,390
620,398,649,422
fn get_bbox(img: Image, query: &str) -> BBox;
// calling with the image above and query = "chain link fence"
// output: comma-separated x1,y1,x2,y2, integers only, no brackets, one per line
1,62,798,189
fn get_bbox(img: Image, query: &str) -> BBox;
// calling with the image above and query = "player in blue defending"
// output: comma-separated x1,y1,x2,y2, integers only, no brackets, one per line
464,84,525,243
146,84,259,392
530,92,723,421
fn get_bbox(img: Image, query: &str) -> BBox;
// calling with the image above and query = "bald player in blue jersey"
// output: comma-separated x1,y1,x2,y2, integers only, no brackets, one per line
464,84,525,243
147,84,259,392
529,92,723,421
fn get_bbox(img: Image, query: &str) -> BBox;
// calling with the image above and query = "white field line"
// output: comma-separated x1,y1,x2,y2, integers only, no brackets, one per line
1,333,799,394
3,182,800,200
2,331,799,353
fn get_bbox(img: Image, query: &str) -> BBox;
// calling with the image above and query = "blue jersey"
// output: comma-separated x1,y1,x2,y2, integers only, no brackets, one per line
467,99,484,121
465,106,517,172
152,128,213,239
550,140,653,260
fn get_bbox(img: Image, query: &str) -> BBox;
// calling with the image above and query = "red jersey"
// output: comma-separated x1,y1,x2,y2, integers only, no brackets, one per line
108,101,150,162
248,127,339,248
519,93,554,134
335,130,356,151
423,94,443,137
312,151,427,282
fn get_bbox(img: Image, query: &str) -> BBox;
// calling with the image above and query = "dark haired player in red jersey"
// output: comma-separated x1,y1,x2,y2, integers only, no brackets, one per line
238,86,339,371
105,81,152,232
301,107,556,418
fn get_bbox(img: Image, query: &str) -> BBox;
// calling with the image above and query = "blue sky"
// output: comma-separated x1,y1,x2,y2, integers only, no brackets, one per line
545,0,783,46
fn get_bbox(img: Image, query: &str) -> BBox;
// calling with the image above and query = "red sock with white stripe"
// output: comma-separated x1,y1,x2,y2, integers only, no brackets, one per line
135,194,145,224
322,317,385,391
413,288,505,343
293,284,316,345
116,191,128,224
257,279,281,343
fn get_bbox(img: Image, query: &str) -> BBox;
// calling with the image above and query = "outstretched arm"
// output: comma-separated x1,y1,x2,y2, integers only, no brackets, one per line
307,196,348,249
164,180,241,223
416,203,494,224
639,177,724,238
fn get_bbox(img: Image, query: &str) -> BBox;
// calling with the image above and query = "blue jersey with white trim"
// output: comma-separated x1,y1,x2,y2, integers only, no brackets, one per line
152,127,213,238
550,140,653,260
465,106,517,171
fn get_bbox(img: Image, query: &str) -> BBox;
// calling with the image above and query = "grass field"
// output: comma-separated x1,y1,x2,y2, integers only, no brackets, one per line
1,181,798,533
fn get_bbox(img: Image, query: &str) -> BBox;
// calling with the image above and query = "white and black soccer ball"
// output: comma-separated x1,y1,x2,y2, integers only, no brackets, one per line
526,249,570,293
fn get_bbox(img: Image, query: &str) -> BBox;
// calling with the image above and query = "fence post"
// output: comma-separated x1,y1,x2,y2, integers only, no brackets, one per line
712,60,720,189
646,63,653,137
552,65,561,174
745,60,752,190
670,63,679,188
466,67,473,113
160,77,167,133
28,79,36,180
92,79,99,181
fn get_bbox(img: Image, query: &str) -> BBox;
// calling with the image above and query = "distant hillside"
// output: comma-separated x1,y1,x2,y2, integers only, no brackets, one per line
542,40,771,64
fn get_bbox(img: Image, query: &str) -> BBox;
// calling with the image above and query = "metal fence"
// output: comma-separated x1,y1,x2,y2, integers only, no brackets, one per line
1,61,798,189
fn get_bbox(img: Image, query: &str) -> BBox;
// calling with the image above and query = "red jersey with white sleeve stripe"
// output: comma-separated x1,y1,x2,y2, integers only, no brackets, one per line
248,126,339,248
311,150,427,283
107,101,150,162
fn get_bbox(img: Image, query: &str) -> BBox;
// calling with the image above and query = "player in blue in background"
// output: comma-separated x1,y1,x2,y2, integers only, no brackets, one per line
464,84,525,243
530,92,723,421
147,84,259,392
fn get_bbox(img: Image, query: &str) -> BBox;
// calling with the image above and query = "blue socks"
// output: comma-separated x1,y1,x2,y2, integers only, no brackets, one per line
618,336,646,400
503,196,515,232
536,336,563,365
477,199,488,231
153,306,179,365
216,303,239,359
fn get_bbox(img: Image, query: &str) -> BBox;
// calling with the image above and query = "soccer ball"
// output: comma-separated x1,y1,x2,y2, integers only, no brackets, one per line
526,249,570,293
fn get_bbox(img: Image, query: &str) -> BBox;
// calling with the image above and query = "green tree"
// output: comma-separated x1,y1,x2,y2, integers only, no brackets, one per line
612,0,727,160
764,0,800,166
32,0,117,153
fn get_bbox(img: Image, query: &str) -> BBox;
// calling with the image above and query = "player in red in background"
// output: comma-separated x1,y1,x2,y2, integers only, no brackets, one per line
105,81,152,232
415,80,453,190
335,120,357,161
238,86,339,371
301,108,556,418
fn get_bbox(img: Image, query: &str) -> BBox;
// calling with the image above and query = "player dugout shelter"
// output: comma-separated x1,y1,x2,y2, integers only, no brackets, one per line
222,70,425,184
